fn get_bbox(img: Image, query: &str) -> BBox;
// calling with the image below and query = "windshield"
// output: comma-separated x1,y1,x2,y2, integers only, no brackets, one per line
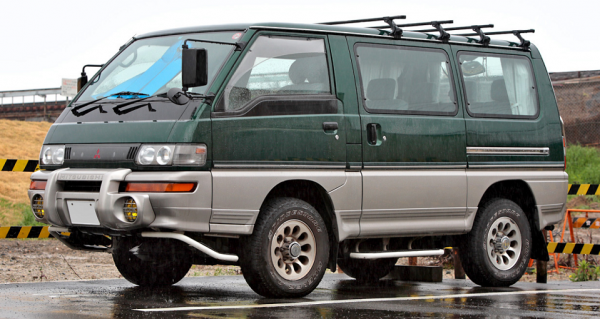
75,31,239,103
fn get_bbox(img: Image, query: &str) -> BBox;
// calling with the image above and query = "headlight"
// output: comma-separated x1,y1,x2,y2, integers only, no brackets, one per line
40,145,65,165
156,146,172,165
136,144,206,166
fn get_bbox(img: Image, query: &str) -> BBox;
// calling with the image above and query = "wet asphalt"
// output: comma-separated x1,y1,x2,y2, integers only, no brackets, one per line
0,274,599,318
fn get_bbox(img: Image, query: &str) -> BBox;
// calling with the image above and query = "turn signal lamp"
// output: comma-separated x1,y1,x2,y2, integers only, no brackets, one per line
30,180,47,190
122,182,196,193
32,194,44,218
123,198,138,222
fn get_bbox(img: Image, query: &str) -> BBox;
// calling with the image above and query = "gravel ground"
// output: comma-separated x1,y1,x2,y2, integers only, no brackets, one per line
0,239,572,284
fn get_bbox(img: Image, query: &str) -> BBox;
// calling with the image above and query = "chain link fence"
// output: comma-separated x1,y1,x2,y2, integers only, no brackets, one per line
552,71,600,146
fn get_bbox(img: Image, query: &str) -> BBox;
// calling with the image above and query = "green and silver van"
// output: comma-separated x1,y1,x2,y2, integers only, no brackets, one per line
29,16,568,297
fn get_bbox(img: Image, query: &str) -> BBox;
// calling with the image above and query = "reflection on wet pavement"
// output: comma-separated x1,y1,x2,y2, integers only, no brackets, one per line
0,274,598,318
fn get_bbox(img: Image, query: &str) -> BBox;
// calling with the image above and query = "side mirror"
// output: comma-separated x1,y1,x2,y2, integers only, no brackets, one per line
77,75,88,92
77,64,103,92
182,48,208,89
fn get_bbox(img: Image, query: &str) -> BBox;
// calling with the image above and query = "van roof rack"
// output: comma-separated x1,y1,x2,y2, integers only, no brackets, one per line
319,15,406,26
319,16,533,48
368,20,454,40
414,24,494,45
319,15,407,39
456,29,534,48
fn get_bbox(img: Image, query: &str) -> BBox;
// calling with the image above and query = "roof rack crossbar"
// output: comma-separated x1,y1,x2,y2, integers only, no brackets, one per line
319,15,406,26
370,20,453,29
456,29,534,48
413,24,493,33
369,20,453,41
383,16,403,39
430,21,452,41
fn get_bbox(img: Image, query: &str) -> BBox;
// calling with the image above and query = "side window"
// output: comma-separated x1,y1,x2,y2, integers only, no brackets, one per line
222,36,330,112
355,44,456,115
458,53,538,118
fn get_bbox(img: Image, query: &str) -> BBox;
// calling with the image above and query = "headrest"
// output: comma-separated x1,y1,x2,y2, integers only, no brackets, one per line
288,56,328,85
367,78,396,101
491,79,510,102
288,60,308,84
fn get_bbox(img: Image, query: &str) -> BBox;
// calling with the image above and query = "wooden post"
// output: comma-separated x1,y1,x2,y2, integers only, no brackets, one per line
408,257,418,266
453,248,465,279
536,229,548,283
536,259,547,283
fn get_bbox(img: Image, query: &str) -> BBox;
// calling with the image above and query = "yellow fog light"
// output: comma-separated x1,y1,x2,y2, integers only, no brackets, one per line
123,198,138,222
32,194,44,218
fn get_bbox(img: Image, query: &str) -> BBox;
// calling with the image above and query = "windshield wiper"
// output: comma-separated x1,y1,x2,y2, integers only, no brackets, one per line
113,96,156,115
71,97,110,117
110,91,149,98
71,92,150,116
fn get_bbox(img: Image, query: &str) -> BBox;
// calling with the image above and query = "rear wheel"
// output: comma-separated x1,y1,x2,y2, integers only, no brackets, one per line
338,257,397,282
459,198,531,286
112,236,192,287
240,197,329,298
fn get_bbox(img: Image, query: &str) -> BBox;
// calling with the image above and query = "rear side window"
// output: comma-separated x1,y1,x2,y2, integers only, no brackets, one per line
458,53,538,118
222,36,330,112
355,44,457,115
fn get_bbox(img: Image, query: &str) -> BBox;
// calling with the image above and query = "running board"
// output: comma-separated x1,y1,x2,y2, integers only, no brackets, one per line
349,249,445,259
141,232,239,263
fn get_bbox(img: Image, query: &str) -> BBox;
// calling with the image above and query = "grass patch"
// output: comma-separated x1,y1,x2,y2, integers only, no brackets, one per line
0,119,52,225
0,198,45,226
566,145,600,184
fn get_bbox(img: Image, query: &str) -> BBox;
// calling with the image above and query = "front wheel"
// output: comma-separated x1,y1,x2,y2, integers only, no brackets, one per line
459,198,531,287
240,198,329,298
112,236,192,287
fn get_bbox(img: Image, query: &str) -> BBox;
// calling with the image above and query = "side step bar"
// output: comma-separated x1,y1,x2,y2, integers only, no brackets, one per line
350,249,445,260
141,232,239,263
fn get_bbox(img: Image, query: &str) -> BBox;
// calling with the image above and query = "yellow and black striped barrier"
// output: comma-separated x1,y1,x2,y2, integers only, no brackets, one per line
572,217,600,229
0,226,70,239
568,184,600,195
547,242,600,255
0,226,51,239
0,159,39,172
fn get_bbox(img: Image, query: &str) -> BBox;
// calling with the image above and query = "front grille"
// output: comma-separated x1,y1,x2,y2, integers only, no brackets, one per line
64,147,71,160
127,146,138,160
63,181,102,192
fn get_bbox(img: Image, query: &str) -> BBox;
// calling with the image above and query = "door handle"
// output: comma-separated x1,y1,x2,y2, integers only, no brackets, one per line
322,122,338,131
367,123,381,145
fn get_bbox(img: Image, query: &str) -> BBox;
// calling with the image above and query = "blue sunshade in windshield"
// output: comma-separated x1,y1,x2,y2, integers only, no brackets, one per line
102,40,184,98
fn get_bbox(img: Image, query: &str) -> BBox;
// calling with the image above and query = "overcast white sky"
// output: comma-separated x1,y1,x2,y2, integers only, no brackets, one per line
1,0,598,92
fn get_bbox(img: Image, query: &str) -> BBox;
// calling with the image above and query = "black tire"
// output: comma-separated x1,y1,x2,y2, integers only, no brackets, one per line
240,197,329,298
112,236,192,287
459,198,531,287
338,257,396,282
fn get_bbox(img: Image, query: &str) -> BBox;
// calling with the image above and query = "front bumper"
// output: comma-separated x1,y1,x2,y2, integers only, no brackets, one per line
28,168,212,232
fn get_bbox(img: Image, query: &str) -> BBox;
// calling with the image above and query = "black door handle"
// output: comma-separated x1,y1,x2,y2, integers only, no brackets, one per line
367,123,378,145
322,122,338,131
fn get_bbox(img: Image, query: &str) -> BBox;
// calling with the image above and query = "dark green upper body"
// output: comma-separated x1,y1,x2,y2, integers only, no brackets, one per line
41,21,563,171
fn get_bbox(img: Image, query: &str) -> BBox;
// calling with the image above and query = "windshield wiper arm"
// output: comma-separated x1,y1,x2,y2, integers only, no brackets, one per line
71,92,153,117
71,97,110,117
110,91,149,98
112,96,156,115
